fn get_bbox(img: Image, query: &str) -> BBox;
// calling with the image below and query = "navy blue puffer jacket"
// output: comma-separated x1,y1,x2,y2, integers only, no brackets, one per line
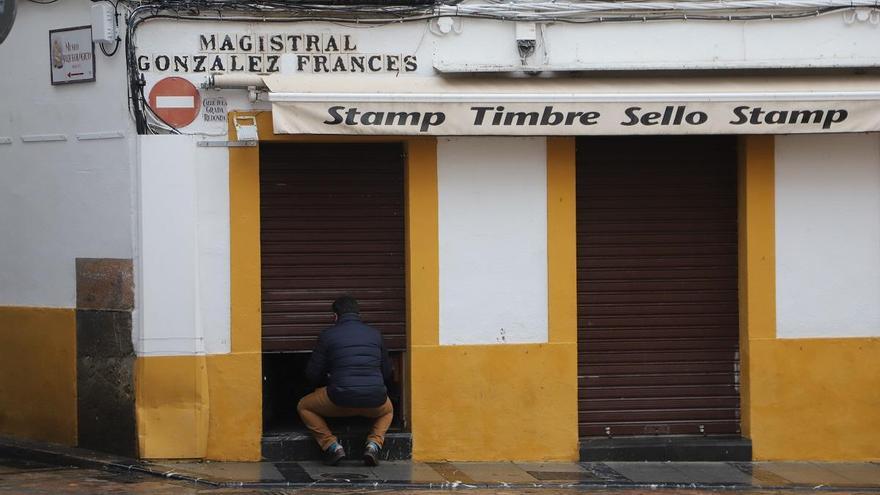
305,313,393,408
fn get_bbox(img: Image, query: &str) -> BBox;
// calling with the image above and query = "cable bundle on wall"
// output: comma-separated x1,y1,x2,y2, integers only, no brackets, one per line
114,0,880,133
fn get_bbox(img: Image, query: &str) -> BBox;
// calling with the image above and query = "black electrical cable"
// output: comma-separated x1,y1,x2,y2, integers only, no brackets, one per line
139,85,182,134
126,8,148,134
100,39,121,56
127,0,440,20
120,0,873,135
122,3,443,133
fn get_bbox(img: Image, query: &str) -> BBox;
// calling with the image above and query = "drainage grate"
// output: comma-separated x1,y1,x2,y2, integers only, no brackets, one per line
318,472,370,481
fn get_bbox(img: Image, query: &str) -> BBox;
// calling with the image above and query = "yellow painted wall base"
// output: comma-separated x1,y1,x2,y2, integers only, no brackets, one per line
411,343,579,461
749,338,880,461
206,352,262,461
136,352,261,460
136,355,208,458
0,307,77,445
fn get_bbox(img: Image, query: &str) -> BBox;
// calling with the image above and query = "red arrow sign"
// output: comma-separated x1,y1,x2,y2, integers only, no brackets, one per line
67,72,83,77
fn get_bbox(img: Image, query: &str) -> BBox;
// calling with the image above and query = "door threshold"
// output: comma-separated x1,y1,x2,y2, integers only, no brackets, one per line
580,435,752,462
262,431,412,462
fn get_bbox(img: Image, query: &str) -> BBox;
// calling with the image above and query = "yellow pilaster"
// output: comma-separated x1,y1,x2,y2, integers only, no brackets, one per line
547,137,578,346
406,138,440,348
230,113,263,355
738,135,776,342
739,135,880,461
738,135,776,439
409,137,579,461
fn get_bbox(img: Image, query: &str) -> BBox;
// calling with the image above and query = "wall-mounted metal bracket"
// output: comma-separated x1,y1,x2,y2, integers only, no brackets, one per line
234,115,259,141
21,134,67,143
196,140,257,148
76,131,125,141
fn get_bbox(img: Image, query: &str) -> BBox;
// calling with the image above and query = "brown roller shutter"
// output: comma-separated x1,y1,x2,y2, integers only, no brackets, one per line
260,143,406,352
576,136,740,438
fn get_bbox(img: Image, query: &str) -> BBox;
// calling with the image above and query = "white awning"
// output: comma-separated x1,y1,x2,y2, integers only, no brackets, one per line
261,74,880,136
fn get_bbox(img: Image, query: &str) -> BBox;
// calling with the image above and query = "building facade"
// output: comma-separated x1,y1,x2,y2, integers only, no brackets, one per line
0,0,878,462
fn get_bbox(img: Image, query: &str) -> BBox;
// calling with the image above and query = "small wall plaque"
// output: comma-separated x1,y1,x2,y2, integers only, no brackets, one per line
50,25,96,85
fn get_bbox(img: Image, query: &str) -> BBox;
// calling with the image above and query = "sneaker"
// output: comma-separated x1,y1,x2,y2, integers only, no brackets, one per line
363,441,381,466
323,442,346,466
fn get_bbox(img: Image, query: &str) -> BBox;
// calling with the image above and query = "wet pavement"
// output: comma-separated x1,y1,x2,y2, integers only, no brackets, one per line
2,461,880,495
140,458,880,490
2,438,880,493
4,458,880,493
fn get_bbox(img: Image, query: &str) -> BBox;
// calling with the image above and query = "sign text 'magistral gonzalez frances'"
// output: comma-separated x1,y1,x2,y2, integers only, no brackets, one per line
271,102,880,135
138,32,418,75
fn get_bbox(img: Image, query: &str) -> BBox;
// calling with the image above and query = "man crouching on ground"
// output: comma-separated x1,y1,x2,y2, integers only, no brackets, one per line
297,295,394,466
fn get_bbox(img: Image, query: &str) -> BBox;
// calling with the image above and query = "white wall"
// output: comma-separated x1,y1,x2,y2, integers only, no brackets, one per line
437,137,548,345
135,13,880,137
0,0,135,308
434,15,880,72
776,134,880,338
135,18,432,136
139,135,230,356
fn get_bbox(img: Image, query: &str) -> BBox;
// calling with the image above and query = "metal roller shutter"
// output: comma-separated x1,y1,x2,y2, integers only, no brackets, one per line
260,143,406,352
576,136,740,438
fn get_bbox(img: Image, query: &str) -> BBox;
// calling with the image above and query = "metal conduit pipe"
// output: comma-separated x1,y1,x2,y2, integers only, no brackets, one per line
443,0,880,13
205,74,267,90
127,0,880,23
264,90,880,103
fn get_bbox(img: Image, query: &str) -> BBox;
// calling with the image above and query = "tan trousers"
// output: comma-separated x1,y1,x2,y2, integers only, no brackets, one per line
296,387,393,451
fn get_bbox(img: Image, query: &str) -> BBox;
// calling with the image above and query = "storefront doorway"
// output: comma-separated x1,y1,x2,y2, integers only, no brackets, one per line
259,142,407,434
576,136,742,454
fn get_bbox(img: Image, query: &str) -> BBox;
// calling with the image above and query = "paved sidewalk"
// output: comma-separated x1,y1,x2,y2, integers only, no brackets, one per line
2,436,880,490
149,459,880,490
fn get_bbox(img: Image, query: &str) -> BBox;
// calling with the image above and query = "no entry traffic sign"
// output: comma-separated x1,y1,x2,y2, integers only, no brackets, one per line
148,77,201,128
